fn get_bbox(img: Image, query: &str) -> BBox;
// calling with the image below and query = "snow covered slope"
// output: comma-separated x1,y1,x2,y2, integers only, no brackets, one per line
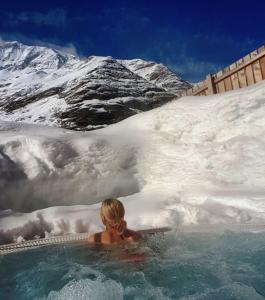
0,41,190,130
1,81,265,243
119,58,189,94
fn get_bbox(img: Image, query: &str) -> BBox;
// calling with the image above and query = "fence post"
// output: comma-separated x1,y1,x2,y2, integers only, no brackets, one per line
206,74,217,95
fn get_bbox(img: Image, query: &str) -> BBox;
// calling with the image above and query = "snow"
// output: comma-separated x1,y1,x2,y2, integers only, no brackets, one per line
0,41,191,131
119,58,191,94
41,56,107,90
0,41,69,71
0,96,68,126
1,81,265,243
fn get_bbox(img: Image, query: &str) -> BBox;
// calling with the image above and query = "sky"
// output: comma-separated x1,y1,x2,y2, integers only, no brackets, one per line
0,0,264,82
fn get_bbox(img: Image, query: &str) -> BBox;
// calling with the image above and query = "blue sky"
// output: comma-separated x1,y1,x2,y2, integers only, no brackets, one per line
0,0,264,82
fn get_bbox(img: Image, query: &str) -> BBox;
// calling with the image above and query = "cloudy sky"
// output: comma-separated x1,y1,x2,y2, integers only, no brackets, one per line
0,0,264,82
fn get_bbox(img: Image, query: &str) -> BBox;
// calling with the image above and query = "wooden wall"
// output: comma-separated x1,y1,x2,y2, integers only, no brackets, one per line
182,45,265,97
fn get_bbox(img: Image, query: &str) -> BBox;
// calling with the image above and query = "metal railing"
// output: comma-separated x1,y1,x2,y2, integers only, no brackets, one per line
1,225,265,255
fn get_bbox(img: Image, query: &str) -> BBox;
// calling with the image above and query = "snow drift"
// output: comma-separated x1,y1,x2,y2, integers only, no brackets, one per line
1,81,265,243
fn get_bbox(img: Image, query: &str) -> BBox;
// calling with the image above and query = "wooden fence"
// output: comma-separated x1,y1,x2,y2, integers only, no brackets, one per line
182,45,265,96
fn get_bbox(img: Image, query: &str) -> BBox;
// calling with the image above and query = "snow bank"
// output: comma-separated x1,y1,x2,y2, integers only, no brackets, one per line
1,81,265,243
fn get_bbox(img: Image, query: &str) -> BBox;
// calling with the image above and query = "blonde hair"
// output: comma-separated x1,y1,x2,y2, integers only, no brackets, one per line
100,198,126,234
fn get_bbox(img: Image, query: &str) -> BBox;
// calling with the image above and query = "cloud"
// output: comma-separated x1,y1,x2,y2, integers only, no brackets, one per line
0,5,260,82
168,34,258,82
38,41,79,57
7,9,66,28
137,40,223,82
0,33,80,57
136,28,260,82
167,55,223,83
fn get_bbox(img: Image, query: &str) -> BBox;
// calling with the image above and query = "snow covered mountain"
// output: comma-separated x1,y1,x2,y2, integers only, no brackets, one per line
0,41,191,130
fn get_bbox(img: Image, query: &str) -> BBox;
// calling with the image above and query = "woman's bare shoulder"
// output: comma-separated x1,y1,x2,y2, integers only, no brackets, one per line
88,231,112,244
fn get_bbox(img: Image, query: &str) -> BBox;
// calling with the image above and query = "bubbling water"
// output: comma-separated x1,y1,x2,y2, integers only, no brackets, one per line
0,231,265,300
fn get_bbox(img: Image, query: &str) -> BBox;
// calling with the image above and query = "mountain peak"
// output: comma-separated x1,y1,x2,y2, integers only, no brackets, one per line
0,41,69,71
0,40,191,131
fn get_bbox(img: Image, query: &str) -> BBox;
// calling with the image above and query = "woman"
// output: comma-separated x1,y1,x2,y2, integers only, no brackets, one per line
88,198,141,245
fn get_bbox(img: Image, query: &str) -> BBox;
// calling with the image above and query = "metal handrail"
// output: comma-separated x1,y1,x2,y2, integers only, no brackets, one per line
1,224,264,255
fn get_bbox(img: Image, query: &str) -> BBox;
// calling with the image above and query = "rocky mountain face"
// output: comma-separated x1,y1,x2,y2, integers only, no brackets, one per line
0,41,191,130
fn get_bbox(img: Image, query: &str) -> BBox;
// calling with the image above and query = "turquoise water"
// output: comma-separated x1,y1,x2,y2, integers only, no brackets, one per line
0,231,265,300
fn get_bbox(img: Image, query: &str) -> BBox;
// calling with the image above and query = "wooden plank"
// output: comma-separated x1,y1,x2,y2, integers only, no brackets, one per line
214,51,265,84
229,62,238,90
218,80,226,93
215,83,219,93
223,66,230,74
197,89,206,96
195,89,206,96
215,70,223,78
250,50,258,58
238,67,247,88
260,57,265,80
215,83,221,94
258,45,265,54
206,74,216,95
195,46,265,96
236,58,244,67
245,64,255,85
231,72,240,90
230,62,237,70
252,61,263,83
250,50,260,83
224,76,233,91
191,83,208,96
243,54,251,62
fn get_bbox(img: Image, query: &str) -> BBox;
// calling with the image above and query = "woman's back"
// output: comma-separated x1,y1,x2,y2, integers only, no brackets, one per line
89,228,141,245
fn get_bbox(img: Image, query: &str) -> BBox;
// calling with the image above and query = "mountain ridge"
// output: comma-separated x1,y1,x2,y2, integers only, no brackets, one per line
0,41,191,130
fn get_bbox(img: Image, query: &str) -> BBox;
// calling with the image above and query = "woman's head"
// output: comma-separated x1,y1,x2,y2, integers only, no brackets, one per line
100,198,126,234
